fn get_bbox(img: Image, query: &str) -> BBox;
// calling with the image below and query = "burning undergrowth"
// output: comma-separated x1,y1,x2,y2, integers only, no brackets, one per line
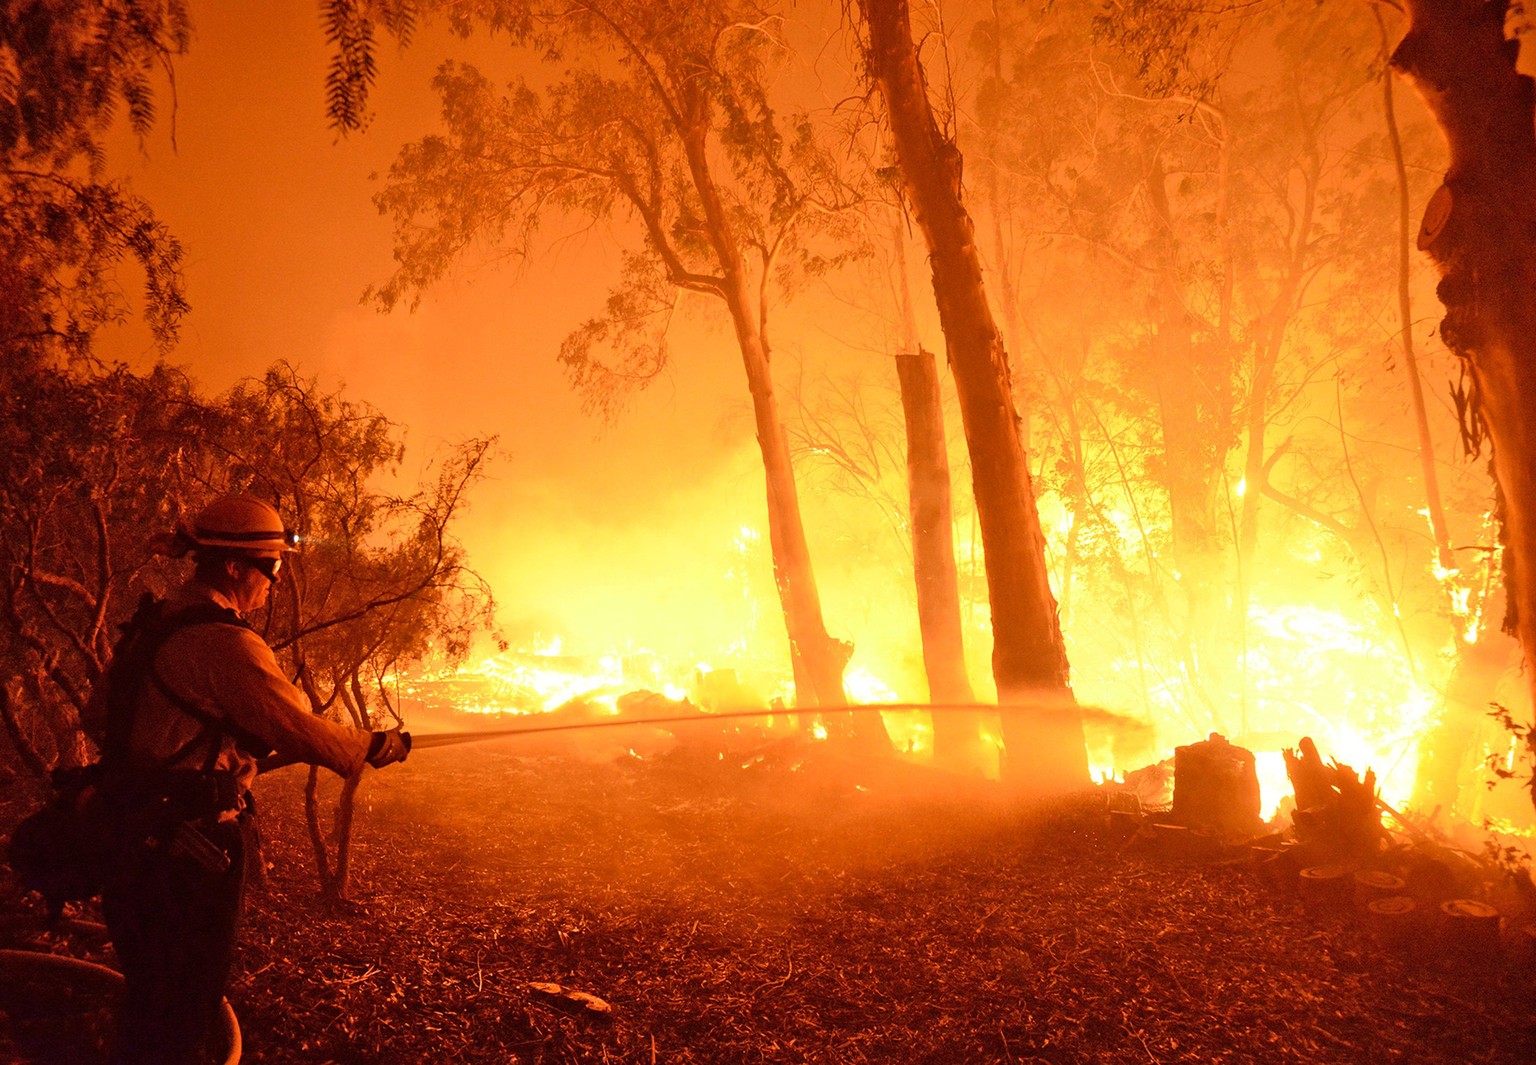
5,741,1535,1064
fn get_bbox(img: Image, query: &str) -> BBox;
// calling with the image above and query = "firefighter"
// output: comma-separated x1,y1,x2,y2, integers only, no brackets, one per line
83,493,411,1065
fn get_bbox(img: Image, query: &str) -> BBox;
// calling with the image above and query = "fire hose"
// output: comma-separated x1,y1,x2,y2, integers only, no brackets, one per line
0,701,1131,1064
0,931,242,1065
406,700,1149,750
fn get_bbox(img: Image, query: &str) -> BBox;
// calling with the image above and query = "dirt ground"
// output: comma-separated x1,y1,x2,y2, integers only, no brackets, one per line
3,741,1535,1064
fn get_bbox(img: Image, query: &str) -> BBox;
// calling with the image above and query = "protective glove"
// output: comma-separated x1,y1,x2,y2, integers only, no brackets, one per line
366,728,412,768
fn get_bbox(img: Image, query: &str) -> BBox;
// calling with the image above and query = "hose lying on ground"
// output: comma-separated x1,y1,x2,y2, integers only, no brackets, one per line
0,946,241,1065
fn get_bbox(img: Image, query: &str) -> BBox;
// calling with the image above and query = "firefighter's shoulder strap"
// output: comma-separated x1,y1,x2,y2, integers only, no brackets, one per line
103,593,272,769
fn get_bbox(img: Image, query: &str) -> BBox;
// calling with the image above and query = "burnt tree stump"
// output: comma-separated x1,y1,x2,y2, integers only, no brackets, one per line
1171,733,1264,839
1299,865,1353,910
1283,736,1385,860
1353,870,1407,909
1440,899,1502,960
1366,896,1421,949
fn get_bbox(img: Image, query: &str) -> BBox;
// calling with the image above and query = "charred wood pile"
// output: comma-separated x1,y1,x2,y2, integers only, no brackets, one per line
1105,732,1536,975
1282,736,1385,862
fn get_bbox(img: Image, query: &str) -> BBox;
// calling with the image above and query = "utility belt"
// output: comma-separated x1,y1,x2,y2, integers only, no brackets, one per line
10,765,249,906
121,765,250,879
114,766,246,818
98,766,250,879
57,764,247,821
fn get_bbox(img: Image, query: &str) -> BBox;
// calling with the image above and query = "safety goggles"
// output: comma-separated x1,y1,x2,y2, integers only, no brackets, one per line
248,556,283,584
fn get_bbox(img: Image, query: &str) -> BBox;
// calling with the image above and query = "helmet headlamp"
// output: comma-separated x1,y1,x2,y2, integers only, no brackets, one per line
185,495,298,555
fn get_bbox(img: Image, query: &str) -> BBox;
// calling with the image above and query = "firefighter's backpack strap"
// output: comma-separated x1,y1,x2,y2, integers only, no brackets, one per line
101,592,166,763
148,603,276,762
104,598,274,768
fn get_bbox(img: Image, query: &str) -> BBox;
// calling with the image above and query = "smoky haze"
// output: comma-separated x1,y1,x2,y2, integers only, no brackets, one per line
102,2,845,672
85,0,1531,823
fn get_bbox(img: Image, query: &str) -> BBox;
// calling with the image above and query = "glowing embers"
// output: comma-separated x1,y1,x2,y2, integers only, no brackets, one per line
407,641,696,718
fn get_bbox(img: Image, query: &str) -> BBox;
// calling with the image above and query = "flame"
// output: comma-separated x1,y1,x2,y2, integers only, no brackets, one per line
1240,602,1436,810
1253,751,1290,819
385,505,1529,839
447,618,1393,764
401,597,1439,817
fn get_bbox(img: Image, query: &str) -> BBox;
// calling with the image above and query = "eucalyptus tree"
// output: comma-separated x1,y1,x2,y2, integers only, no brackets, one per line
964,0,1465,743
371,1,887,746
853,0,1087,792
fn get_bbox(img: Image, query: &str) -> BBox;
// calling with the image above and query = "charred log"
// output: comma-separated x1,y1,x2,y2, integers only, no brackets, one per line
1283,736,1386,861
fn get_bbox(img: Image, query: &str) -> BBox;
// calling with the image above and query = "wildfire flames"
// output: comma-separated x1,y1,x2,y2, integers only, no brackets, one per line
395,525,1530,830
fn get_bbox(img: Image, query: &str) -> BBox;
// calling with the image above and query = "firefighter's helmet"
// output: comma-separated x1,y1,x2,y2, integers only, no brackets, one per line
186,494,298,557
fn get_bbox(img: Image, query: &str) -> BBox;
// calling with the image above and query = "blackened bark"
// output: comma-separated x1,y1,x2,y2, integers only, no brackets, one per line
858,0,1086,793
1394,0,1536,752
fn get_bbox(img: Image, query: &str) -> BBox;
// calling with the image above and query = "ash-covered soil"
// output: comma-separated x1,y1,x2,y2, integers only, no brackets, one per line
3,742,1535,1064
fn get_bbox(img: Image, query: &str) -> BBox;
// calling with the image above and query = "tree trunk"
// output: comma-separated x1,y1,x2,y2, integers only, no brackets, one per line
1237,158,1317,563
892,218,982,769
330,771,362,902
1144,149,1229,725
329,672,374,901
676,104,886,751
303,764,334,894
859,0,1086,794
0,678,51,777
1377,7,1455,573
982,0,1030,452
1393,0,1536,758
895,348,985,771
297,654,340,900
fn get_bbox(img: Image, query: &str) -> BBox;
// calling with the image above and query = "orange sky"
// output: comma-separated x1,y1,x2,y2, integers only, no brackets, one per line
105,2,803,663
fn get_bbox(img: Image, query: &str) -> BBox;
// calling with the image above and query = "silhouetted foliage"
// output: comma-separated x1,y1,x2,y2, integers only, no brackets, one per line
0,0,191,364
320,0,419,134
0,362,202,771
0,362,495,900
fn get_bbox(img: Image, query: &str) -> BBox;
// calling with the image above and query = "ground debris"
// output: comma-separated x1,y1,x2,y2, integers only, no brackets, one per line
526,981,614,1021
2,744,1534,1063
